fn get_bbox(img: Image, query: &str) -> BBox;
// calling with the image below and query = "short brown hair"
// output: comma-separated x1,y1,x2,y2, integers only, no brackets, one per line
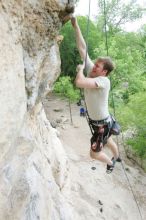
96,57,115,76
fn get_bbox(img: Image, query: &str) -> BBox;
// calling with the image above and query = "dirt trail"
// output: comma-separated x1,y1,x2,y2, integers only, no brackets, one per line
44,94,146,220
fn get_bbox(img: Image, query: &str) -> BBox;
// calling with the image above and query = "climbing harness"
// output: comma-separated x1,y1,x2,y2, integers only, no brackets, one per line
89,115,120,152
90,119,111,152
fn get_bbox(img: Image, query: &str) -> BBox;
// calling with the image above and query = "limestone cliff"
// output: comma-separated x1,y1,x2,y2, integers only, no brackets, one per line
0,1,75,219
1,1,146,220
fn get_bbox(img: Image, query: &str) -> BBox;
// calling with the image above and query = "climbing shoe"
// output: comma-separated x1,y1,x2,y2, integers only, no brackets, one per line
111,157,122,162
106,160,116,174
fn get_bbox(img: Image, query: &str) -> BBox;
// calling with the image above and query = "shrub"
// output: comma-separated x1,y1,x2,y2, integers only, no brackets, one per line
53,76,80,102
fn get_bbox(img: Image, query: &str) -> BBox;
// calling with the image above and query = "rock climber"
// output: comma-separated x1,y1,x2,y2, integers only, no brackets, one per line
71,16,121,173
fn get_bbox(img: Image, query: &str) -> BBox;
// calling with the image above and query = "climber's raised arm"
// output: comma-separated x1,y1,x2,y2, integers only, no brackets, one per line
71,17,89,61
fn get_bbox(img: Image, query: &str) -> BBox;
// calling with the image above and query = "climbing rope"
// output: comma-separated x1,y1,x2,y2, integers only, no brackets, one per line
103,0,143,219
84,0,91,72
103,0,116,115
82,0,95,135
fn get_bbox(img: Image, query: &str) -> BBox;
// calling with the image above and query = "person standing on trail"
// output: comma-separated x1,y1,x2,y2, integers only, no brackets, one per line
71,16,121,173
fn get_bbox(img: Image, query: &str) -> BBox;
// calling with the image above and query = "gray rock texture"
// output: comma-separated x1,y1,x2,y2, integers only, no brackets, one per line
0,1,75,219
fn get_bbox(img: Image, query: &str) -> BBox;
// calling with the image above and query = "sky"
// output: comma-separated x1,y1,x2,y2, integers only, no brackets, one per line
74,0,146,32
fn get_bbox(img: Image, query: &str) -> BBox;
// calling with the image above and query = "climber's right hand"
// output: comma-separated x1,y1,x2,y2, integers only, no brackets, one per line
71,16,77,28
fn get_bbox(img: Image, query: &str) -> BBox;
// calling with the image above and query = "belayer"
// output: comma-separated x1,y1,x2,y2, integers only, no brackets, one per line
71,16,121,173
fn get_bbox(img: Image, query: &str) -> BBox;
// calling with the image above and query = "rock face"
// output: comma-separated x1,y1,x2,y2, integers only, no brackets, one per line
0,0,75,219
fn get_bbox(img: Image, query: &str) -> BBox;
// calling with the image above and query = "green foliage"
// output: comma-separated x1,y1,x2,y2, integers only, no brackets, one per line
117,92,146,128
99,31,146,107
94,0,146,107
126,130,146,159
116,92,146,159
53,76,80,102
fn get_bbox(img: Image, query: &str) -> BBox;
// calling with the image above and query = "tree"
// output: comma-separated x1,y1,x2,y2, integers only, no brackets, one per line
93,0,145,106
116,92,146,160
97,0,143,34
139,24,146,63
